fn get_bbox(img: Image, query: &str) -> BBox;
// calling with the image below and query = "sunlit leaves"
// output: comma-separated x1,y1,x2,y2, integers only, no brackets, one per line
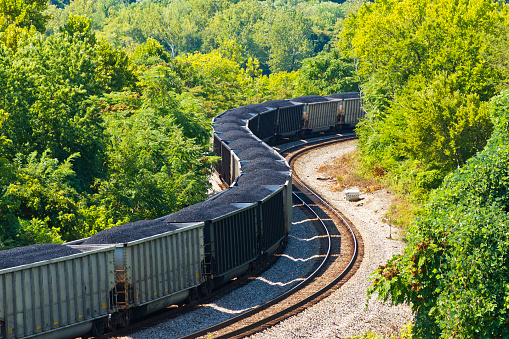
368,90,509,337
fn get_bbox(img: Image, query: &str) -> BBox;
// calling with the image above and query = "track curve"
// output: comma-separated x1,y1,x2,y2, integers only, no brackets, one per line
185,134,363,338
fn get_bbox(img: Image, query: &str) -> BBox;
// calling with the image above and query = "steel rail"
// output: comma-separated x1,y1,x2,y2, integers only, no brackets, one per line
182,134,359,339
180,191,332,339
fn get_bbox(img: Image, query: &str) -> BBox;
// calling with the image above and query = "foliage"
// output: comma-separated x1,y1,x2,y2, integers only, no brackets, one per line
342,0,509,197
46,0,363,73
1,151,83,244
298,49,359,95
352,322,413,339
368,90,509,338
0,13,215,247
0,0,50,50
175,43,259,115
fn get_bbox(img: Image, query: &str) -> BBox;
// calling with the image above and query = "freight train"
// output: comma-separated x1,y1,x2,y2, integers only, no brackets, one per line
0,93,364,339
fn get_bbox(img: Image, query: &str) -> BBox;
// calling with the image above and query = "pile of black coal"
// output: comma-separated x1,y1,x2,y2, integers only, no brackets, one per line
326,92,360,100
236,169,289,186
214,123,247,133
217,129,251,142
241,158,290,172
237,147,281,161
164,200,239,223
228,137,262,150
82,219,182,244
0,243,82,270
214,184,273,203
291,95,328,103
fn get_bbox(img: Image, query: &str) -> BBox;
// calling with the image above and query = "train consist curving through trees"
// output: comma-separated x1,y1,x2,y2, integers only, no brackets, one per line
0,93,364,339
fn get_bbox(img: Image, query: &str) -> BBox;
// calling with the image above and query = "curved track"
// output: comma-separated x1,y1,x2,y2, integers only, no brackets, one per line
98,134,363,339
183,134,363,339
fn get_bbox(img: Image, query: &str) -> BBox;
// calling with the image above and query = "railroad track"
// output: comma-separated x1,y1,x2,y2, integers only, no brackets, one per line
182,133,364,339
101,133,363,339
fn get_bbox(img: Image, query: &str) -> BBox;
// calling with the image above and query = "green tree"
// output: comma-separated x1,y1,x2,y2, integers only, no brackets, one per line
0,0,50,50
341,0,509,192
298,49,359,95
369,90,509,337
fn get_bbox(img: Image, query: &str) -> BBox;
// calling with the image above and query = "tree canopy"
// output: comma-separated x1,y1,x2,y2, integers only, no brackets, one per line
341,0,509,198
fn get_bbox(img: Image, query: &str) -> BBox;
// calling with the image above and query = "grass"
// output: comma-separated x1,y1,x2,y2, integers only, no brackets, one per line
351,322,414,339
318,150,418,235
317,150,383,193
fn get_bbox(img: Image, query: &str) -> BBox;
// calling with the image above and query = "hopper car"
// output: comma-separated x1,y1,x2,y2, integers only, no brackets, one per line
0,93,364,339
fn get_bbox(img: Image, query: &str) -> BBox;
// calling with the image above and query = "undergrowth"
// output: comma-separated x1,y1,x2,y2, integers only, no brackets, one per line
318,149,419,234
352,322,413,339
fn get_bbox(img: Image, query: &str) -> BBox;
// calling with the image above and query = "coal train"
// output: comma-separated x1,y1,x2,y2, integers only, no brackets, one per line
0,93,364,339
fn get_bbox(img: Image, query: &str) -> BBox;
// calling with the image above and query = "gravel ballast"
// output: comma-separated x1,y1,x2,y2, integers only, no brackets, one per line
250,139,413,338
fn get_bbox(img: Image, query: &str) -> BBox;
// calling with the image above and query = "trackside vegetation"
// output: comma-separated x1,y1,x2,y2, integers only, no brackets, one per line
341,0,509,202
340,0,509,336
369,90,509,338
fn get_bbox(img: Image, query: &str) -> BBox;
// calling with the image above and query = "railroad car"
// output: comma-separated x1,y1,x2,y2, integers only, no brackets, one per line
0,244,116,339
0,93,364,339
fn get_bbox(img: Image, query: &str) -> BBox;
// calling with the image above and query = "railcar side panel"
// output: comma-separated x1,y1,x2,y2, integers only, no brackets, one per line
255,109,277,141
275,105,304,137
207,203,258,281
343,98,364,125
260,187,286,255
220,141,232,186
0,246,115,339
304,100,341,131
213,134,222,175
248,114,260,137
115,223,205,312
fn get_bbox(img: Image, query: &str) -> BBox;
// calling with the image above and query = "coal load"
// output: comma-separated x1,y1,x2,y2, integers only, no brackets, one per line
226,105,269,119
0,243,82,270
214,116,246,126
82,219,183,244
291,95,328,103
216,185,273,203
217,129,251,142
236,169,289,186
165,200,239,223
214,123,247,133
241,158,290,172
262,99,293,108
228,137,262,151
237,147,281,161
326,92,360,100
